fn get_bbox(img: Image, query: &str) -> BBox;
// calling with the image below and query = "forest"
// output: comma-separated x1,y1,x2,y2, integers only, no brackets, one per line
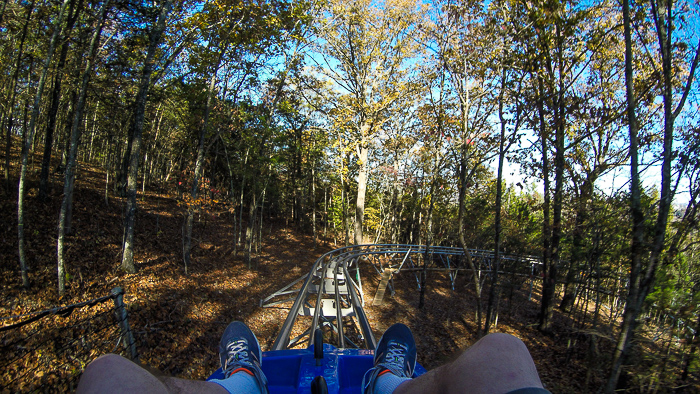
1,0,699,391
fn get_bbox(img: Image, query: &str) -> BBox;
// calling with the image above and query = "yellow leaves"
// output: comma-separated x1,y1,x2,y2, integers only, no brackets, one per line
363,206,382,234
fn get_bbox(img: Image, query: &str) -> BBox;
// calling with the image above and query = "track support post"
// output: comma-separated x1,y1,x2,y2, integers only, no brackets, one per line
111,287,138,361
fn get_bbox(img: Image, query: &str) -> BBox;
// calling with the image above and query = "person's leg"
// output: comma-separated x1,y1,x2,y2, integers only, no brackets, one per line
76,353,227,394
209,321,268,394
77,321,268,394
362,323,417,394
394,333,546,394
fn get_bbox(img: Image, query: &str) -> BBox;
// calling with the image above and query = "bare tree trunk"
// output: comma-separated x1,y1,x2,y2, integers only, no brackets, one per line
312,159,317,248
291,127,301,226
58,93,77,172
339,179,346,245
354,136,368,245
485,67,508,334
38,0,81,200
5,0,35,186
258,186,266,253
105,138,112,206
419,149,440,309
458,137,483,338
245,192,256,268
536,73,553,332
542,60,566,332
540,28,568,332
389,177,398,244
605,0,648,389
121,0,173,273
87,101,99,162
222,139,237,250
57,0,108,294
560,173,598,312
183,51,223,272
182,208,194,274
236,147,249,254
18,0,69,288
141,152,147,198
337,138,349,246
606,0,700,389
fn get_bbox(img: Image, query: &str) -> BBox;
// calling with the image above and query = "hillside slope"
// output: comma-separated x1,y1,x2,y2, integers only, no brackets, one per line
1,160,603,392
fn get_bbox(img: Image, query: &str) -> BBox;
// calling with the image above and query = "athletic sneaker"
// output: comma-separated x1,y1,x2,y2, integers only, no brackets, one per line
219,321,269,394
362,323,417,394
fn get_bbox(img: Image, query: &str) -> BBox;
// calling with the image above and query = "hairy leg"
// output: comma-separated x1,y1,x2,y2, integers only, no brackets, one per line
395,333,545,394
77,354,228,394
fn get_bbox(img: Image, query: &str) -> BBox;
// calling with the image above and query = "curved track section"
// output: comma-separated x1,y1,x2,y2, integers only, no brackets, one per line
263,244,541,351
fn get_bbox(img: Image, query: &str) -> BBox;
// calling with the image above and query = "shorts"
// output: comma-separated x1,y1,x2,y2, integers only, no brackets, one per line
506,388,552,394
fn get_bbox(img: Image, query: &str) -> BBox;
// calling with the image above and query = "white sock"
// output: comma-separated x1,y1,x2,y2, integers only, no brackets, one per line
209,370,262,394
373,372,412,394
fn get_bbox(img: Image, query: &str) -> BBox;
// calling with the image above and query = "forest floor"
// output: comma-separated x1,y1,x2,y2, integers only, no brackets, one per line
0,153,685,392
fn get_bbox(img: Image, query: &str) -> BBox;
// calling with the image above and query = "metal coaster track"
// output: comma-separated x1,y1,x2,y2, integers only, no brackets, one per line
264,244,542,352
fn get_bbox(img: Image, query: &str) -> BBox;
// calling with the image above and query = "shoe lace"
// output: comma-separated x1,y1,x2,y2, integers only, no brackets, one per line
362,341,410,393
381,341,408,373
224,339,251,373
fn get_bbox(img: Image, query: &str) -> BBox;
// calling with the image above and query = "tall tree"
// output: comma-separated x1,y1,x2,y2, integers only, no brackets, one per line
557,9,638,311
17,0,71,288
313,0,422,245
3,0,35,186
508,0,602,332
183,54,224,274
605,0,700,389
485,53,522,334
38,0,83,200
425,0,500,337
121,0,173,273
57,0,110,294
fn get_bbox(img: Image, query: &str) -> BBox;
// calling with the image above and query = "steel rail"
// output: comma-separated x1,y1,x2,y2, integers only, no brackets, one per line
268,244,544,351
271,257,325,350
334,263,344,348
343,263,376,349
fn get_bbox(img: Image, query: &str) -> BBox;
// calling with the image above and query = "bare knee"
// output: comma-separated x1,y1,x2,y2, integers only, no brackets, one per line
82,354,131,376
447,333,542,393
78,354,165,394
388,334,543,394
476,333,530,355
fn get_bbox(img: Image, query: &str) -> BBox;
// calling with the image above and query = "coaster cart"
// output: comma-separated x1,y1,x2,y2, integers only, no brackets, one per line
208,244,541,393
